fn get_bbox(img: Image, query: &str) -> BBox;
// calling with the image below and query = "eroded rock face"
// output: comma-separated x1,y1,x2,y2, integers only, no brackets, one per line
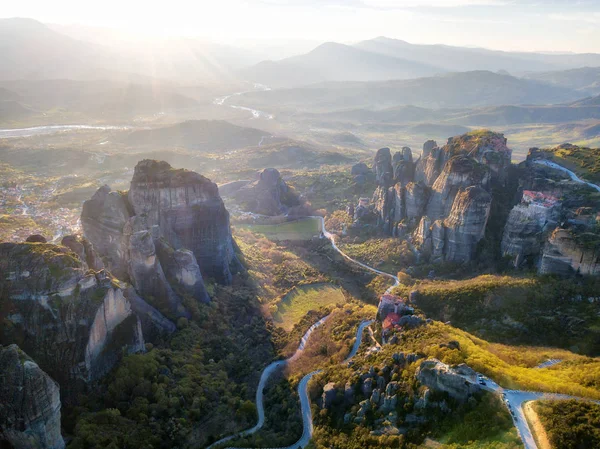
0,242,148,391
443,186,492,263
392,147,415,185
82,161,240,315
81,185,132,279
233,168,300,216
0,345,65,449
425,156,490,221
540,228,600,275
373,148,394,187
61,235,105,272
128,160,240,284
416,359,480,402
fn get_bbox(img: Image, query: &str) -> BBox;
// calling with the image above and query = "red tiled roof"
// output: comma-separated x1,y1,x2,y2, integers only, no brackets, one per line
383,313,401,330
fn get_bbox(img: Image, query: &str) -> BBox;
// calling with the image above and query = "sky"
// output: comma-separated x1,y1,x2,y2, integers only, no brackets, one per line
2,0,600,53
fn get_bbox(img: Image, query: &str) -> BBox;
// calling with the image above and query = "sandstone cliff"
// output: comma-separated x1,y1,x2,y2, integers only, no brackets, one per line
416,359,480,402
367,131,506,264
82,160,239,316
0,345,65,449
501,146,600,275
0,242,149,389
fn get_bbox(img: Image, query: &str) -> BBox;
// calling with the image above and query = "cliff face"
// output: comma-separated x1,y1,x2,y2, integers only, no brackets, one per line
0,242,148,390
367,131,507,264
501,147,600,275
0,345,65,449
540,228,600,275
80,185,131,279
127,160,240,284
82,160,238,316
233,168,300,216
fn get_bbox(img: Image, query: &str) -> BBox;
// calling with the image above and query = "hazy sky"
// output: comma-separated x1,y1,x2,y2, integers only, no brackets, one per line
3,0,600,53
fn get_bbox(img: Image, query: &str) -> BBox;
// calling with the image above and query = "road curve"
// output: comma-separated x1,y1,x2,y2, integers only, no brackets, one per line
461,372,600,449
207,218,395,449
534,159,600,192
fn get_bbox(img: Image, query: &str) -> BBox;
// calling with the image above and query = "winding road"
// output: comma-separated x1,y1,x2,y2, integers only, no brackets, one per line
460,373,600,449
207,218,395,449
534,159,600,192
208,213,595,449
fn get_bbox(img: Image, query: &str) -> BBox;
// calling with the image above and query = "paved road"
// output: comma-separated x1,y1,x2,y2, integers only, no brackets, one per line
460,372,600,449
206,315,330,449
534,359,561,369
534,159,600,192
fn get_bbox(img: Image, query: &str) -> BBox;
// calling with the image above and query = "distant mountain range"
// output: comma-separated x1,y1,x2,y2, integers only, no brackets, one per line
243,36,600,88
2,18,599,90
235,71,586,111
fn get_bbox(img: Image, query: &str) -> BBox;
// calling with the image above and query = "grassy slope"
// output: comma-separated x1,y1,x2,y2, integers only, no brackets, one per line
393,274,600,355
236,218,322,241
273,283,346,331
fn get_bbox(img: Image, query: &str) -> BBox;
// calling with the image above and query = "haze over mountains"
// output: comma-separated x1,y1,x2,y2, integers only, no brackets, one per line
0,17,599,151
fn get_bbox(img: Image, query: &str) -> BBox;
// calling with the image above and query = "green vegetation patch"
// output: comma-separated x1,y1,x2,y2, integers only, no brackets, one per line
543,145,600,184
534,399,600,449
272,283,345,331
394,274,600,355
237,217,322,241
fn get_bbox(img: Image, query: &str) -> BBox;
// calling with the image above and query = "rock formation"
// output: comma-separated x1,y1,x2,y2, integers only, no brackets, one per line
501,147,600,275
539,228,600,275
81,185,132,279
443,186,492,263
233,168,300,216
127,160,240,284
0,241,159,391
82,160,240,316
365,131,507,264
416,359,480,402
0,345,65,449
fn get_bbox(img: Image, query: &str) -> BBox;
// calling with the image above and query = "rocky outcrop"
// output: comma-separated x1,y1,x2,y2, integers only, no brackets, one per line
0,242,153,391
404,182,429,222
233,168,300,216
501,201,558,267
81,185,131,279
127,160,240,284
82,160,240,316
61,235,105,271
539,228,600,275
373,148,394,187
416,359,480,402
392,147,415,185
0,345,65,449
425,156,490,221
443,187,492,263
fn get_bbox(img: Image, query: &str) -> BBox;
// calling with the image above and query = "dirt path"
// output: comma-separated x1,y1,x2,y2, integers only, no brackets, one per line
523,401,552,449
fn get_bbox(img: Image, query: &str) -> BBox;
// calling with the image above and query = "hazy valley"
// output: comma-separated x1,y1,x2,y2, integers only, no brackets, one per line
1,10,600,449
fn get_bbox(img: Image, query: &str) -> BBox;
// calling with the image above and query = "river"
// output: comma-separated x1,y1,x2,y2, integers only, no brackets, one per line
0,125,131,139
213,84,274,120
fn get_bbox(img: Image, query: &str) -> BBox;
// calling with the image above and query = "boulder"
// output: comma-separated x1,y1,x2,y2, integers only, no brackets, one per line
351,162,371,176
416,359,480,402
0,345,65,449
25,234,47,243
321,382,337,409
